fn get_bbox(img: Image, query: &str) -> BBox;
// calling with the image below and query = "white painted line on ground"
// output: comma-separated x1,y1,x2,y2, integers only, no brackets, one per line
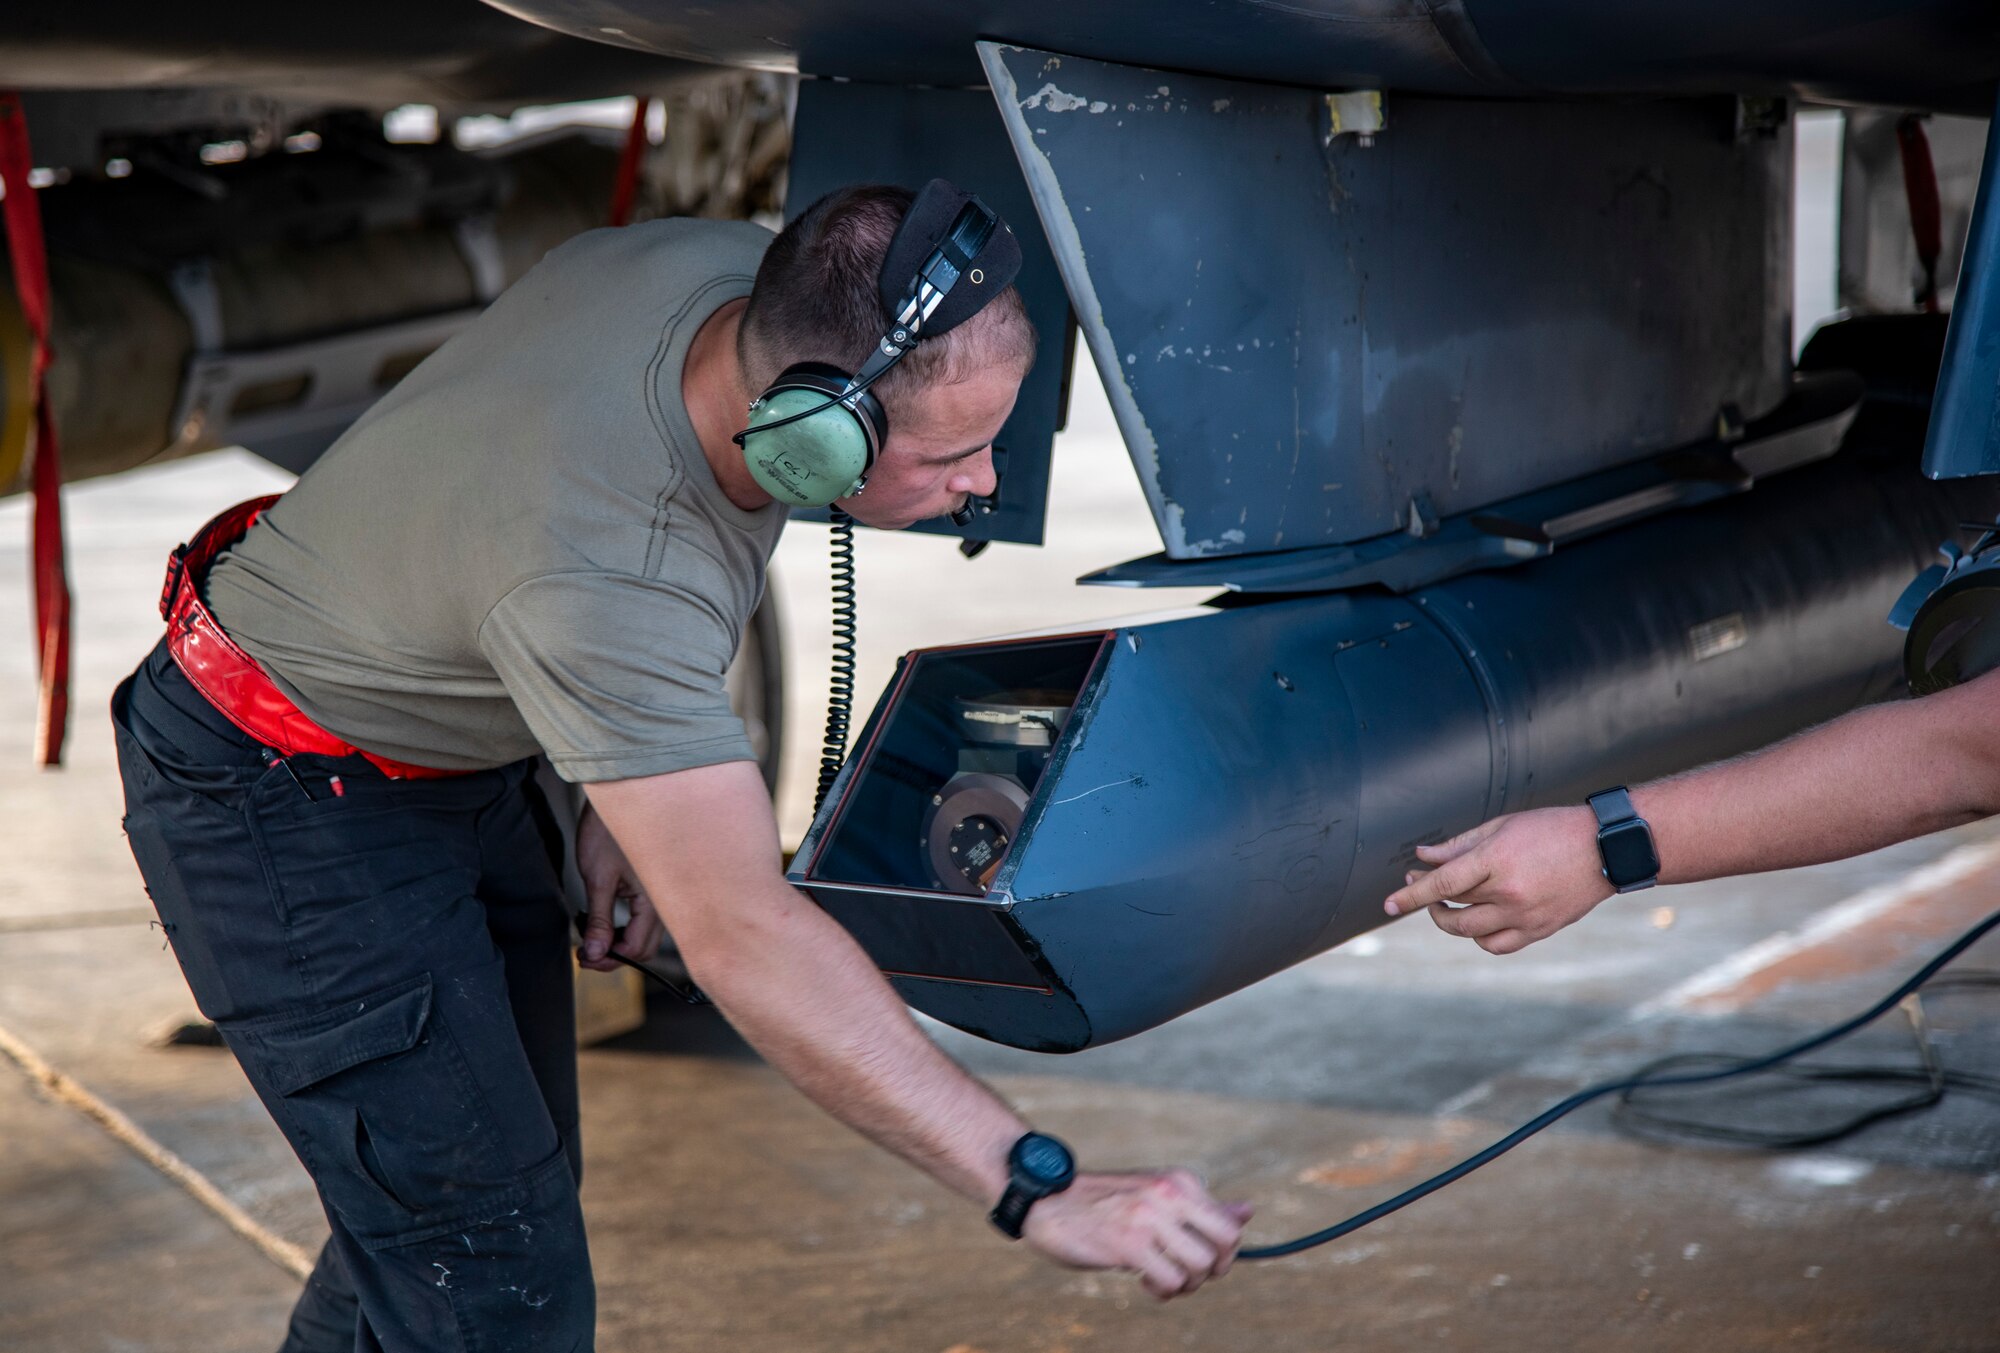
1434,1069,1511,1118
1630,838,2000,1019
0,1017,312,1283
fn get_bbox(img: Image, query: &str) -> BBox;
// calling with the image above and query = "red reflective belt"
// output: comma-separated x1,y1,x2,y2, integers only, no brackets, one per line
0,92,72,766
161,496,468,781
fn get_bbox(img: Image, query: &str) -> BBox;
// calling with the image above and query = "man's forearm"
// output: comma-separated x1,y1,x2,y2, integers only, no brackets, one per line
677,878,1024,1208
1634,675,2000,884
584,766,1251,1298
1388,669,2000,952
585,769,1028,1208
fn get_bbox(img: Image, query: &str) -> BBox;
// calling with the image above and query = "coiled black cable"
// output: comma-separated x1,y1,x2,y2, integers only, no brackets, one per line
815,508,857,814
1239,904,2000,1260
1610,970,2000,1150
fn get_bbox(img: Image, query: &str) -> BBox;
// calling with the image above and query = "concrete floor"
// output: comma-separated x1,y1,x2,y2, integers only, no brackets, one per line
4,360,1999,1352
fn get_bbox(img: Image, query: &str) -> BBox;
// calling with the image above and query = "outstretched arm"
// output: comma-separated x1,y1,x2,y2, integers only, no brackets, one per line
584,760,1251,1297
1382,667,2000,954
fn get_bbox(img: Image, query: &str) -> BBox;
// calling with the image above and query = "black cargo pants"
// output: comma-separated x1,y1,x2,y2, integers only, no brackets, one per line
112,640,594,1353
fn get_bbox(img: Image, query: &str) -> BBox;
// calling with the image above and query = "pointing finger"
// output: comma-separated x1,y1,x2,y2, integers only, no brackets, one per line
1385,856,1491,916
1414,818,1503,865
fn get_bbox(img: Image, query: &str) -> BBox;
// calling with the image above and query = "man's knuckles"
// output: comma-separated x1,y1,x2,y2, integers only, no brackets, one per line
1429,902,1481,936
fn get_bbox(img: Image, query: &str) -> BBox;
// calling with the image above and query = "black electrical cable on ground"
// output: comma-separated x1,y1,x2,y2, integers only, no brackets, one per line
1611,970,2000,1150
1238,905,2000,1261
815,508,857,814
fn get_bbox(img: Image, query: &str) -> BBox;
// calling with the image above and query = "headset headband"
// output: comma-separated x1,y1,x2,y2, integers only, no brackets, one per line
878,179,1020,340
851,185,1013,391
736,179,1021,446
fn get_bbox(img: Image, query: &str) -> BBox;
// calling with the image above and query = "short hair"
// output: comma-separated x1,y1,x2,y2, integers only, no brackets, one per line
738,185,1037,419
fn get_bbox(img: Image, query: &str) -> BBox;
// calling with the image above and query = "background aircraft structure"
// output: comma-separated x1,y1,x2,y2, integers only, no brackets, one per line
2,3,1997,1049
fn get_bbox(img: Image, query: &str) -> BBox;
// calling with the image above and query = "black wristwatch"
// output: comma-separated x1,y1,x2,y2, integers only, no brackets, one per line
989,1131,1076,1239
1586,786,1660,893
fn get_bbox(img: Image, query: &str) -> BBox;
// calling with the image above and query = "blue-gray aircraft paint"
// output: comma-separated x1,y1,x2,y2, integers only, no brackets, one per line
1926,87,2000,481
982,43,1793,560
796,422,2000,1050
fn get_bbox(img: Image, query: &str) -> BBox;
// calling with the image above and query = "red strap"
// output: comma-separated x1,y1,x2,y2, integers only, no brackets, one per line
608,96,650,228
1895,114,1944,314
162,495,284,620
0,93,71,767
163,495,469,781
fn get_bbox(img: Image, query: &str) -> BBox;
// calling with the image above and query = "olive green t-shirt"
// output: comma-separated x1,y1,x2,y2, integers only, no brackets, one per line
205,217,787,782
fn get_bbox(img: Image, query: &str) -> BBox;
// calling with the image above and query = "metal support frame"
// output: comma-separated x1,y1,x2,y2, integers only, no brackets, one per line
1082,371,1861,594
980,42,1793,562
160,292,481,472
158,202,513,471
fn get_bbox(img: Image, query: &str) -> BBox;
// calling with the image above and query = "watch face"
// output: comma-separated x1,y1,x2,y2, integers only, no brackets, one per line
1599,818,1660,886
1015,1134,1075,1186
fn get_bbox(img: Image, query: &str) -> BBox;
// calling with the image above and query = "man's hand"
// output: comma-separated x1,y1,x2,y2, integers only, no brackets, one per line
1381,807,1613,954
1023,1171,1252,1300
574,803,665,971
586,765,1250,1299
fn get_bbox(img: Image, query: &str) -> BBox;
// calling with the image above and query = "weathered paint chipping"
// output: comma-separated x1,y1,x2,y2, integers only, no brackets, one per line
982,43,1793,562
980,41,1185,555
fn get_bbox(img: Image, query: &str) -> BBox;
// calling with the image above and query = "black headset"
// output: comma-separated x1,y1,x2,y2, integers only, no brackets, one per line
732,179,1020,515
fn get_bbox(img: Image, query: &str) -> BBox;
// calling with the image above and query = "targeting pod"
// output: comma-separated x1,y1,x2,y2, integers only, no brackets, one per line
791,438,2000,1052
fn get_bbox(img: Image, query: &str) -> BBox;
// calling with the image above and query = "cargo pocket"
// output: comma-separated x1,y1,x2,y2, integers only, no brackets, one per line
225,974,552,1251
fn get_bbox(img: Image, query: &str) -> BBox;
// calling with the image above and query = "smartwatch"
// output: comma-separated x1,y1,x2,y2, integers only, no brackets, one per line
1586,786,1660,893
989,1131,1077,1239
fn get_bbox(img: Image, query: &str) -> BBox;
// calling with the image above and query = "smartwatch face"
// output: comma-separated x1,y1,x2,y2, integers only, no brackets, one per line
1016,1134,1074,1186
1598,818,1661,887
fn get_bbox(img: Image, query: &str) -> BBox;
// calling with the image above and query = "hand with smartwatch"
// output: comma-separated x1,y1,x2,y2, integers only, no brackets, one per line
990,1131,1254,1300
1382,664,2000,954
1378,787,1656,955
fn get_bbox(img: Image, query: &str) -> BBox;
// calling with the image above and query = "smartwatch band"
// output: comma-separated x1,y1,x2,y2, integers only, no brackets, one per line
1588,785,1639,830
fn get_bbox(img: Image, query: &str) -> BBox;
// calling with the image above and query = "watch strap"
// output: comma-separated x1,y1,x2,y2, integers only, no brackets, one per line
990,1185,1036,1239
1587,785,1637,828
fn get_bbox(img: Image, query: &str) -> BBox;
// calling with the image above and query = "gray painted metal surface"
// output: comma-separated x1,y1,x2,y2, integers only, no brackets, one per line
477,1,2000,115
783,79,1070,547
794,414,2000,1051
981,43,1793,561
1925,89,2000,481
1080,371,1860,594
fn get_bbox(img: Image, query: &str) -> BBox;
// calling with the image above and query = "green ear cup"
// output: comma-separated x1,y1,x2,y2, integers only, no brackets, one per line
741,387,873,508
